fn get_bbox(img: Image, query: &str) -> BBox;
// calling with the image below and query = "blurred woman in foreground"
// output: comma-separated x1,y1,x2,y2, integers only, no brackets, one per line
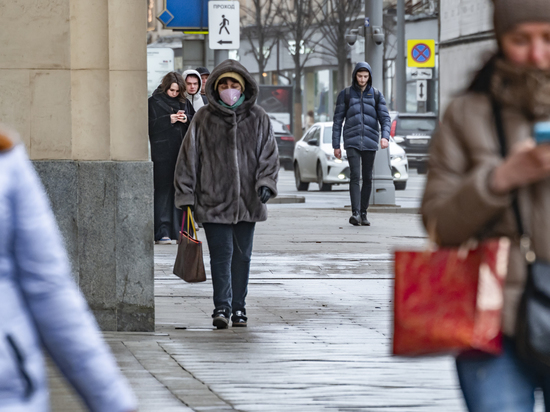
422,0,550,409
0,127,136,411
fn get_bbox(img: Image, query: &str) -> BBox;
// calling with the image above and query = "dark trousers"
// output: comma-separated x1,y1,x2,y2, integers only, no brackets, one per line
153,177,183,241
347,148,376,214
151,137,183,241
202,222,256,314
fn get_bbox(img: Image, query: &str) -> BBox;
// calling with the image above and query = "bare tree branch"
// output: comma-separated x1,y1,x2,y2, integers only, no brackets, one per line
312,0,362,90
240,0,281,84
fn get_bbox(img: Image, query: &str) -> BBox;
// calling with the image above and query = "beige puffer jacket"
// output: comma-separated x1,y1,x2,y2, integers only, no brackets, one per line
422,92,550,336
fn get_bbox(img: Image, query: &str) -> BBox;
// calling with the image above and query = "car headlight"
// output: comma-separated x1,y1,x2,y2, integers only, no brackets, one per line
394,136,404,143
391,156,403,163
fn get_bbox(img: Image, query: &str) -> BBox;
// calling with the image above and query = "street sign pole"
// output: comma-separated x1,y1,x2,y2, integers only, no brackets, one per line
365,0,396,206
214,50,229,67
396,0,406,113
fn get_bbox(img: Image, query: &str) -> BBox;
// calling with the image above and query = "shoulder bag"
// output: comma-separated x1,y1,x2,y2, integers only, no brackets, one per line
173,207,206,283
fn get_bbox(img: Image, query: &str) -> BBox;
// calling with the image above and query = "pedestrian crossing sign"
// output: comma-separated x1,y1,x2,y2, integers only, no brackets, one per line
407,40,435,68
208,1,240,50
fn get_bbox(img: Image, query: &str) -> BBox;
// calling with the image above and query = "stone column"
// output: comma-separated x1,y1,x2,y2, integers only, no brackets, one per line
0,0,154,331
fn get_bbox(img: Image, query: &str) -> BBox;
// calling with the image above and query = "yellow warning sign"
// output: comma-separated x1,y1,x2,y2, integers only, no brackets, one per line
407,40,435,68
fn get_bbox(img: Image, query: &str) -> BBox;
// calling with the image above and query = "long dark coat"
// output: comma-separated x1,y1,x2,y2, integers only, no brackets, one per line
174,59,279,224
148,90,195,240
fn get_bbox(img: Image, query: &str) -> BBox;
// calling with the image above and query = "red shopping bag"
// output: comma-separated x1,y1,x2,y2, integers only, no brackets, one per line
393,238,510,356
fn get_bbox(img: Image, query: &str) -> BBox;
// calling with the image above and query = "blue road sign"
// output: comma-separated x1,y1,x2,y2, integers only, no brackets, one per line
157,0,209,31
411,43,431,64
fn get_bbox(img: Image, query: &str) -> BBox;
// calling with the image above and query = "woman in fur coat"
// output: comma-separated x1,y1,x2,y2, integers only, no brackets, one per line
148,72,194,244
175,60,279,329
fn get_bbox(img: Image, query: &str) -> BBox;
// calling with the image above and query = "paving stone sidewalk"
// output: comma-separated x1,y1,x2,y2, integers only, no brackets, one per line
50,209,470,412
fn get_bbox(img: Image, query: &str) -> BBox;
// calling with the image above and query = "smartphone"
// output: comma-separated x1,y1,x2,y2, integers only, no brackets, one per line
534,122,550,144
177,110,185,115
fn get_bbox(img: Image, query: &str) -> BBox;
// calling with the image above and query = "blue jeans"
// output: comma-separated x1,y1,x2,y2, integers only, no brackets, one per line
456,337,550,411
202,222,255,314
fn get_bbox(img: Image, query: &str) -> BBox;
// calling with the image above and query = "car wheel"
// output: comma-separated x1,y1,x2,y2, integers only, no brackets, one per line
317,163,332,191
294,163,309,191
394,181,407,191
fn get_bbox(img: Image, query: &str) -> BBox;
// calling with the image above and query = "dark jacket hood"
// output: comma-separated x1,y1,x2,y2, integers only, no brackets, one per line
151,85,185,105
206,59,258,116
352,62,373,90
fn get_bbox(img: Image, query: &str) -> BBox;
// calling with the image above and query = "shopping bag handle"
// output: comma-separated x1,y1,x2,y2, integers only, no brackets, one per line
181,207,197,240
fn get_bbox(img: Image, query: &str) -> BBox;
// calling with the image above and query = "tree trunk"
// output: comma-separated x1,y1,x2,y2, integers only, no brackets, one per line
337,47,347,91
293,64,303,139
259,59,265,84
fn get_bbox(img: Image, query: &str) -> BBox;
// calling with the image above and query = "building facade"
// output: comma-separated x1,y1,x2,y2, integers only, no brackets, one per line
439,0,496,114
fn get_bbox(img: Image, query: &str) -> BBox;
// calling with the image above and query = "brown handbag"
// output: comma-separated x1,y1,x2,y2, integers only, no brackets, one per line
173,208,206,283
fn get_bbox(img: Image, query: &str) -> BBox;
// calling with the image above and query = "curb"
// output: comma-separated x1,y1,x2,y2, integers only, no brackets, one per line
268,195,306,204
335,206,419,214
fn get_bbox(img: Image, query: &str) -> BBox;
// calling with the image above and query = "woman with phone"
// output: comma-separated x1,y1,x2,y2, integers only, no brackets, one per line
422,0,550,409
148,72,195,244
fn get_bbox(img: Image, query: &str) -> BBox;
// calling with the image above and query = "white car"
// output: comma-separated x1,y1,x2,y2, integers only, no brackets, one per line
389,138,409,190
294,122,409,191
293,122,350,191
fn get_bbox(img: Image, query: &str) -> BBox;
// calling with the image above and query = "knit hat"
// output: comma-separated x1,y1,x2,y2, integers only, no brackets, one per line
196,66,210,76
214,72,246,92
493,0,550,38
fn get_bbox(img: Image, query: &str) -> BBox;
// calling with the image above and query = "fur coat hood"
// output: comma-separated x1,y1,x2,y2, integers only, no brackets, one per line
182,69,205,112
174,59,279,224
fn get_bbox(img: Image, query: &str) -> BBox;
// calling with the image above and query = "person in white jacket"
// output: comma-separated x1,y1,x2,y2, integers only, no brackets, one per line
182,69,205,112
0,126,137,412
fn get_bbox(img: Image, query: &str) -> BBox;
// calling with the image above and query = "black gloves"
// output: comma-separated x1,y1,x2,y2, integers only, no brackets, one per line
258,186,272,204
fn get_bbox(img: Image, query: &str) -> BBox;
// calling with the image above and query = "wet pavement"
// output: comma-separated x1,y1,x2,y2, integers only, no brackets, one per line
48,206,477,411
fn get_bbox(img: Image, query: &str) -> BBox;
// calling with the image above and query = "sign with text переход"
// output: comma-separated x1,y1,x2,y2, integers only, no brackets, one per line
209,1,240,50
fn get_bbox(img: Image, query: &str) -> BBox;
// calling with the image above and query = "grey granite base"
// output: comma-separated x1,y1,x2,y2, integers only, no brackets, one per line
33,160,155,332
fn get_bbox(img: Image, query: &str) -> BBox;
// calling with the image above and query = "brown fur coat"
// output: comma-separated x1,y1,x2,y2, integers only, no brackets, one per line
174,60,279,224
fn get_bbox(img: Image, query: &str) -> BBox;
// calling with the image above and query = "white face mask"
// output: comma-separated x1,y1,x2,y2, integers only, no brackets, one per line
220,88,242,106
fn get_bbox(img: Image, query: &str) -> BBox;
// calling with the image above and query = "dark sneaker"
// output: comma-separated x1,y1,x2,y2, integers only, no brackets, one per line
232,310,248,327
361,213,370,226
349,213,361,226
212,309,229,329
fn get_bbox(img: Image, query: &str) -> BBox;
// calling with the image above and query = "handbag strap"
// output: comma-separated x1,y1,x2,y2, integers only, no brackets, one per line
492,99,535,263
181,207,197,239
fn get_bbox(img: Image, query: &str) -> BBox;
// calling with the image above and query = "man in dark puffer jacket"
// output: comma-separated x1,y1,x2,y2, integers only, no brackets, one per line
332,62,391,226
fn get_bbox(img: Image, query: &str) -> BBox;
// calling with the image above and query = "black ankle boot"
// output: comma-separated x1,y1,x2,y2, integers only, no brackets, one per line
349,213,361,226
361,213,370,226
212,308,230,329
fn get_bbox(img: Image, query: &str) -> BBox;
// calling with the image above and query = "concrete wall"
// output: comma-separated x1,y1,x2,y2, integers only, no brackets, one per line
439,0,496,114
0,0,155,331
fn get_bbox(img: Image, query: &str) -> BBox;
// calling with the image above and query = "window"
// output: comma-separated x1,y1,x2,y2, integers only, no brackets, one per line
311,127,321,144
396,118,437,135
302,127,317,142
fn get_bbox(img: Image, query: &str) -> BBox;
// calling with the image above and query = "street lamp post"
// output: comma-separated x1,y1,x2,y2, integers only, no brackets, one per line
364,0,396,206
